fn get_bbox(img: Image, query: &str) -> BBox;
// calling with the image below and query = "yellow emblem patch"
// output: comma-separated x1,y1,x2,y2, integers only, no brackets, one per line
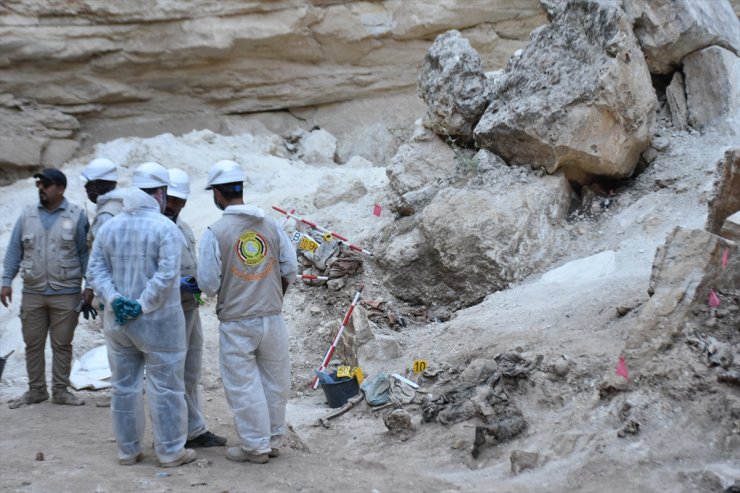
236,231,268,266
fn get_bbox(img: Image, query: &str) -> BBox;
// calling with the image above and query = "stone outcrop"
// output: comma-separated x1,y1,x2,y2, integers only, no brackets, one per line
707,148,740,236
0,0,545,173
622,227,738,378
0,96,80,176
418,30,489,144
474,1,657,185
683,46,740,130
376,151,573,308
624,0,740,75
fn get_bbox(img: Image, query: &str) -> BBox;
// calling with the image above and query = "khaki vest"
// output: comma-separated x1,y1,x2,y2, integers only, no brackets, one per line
20,203,84,291
209,213,283,321
177,218,198,310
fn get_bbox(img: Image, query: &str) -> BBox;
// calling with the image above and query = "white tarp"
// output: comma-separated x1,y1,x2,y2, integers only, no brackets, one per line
70,345,111,390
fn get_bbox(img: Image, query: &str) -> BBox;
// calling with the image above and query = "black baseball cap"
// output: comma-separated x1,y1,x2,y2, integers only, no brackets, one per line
33,168,67,187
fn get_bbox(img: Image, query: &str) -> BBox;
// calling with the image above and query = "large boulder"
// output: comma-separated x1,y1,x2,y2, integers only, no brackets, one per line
474,1,657,185
624,0,740,75
683,46,740,130
375,160,573,308
418,30,489,144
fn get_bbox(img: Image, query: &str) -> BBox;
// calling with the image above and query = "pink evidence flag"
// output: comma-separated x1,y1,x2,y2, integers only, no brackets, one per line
373,203,382,217
708,289,721,308
616,356,629,379
722,247,729,270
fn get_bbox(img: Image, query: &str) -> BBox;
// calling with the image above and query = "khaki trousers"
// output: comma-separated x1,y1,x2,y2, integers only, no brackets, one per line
20,292,80,393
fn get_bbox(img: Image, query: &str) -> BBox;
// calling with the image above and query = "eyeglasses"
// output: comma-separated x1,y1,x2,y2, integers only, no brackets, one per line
36,179,55,189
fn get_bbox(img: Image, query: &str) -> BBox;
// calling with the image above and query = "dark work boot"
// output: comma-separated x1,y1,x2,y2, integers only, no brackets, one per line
185,431,227,448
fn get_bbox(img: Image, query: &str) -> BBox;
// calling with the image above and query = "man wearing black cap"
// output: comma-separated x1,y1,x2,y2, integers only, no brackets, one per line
1,168,90,408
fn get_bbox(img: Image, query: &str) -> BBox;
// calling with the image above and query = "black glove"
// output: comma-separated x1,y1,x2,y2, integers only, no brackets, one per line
180,276,201,294
81,302,98,320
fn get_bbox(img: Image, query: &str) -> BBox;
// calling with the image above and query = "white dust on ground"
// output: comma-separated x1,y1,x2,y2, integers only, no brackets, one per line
0,121,736,491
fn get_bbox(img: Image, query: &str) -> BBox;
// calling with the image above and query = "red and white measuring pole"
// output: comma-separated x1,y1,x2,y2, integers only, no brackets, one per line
273,206,373,256
310,283,365,389
299,274,329,281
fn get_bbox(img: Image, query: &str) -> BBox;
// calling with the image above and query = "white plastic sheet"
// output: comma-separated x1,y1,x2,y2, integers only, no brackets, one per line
70,345,111,390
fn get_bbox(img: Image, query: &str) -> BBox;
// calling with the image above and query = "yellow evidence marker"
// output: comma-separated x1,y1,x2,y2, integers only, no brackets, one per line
412,359,428,374
298,234,319,253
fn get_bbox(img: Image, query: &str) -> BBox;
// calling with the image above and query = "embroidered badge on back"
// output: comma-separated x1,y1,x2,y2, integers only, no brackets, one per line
236,231,268,266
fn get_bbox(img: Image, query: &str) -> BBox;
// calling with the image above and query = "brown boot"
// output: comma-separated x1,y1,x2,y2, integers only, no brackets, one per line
52,390,85,406
8,390,49,409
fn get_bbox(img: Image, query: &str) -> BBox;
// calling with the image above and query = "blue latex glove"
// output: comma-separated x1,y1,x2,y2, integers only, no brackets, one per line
180,276,201,294
111,297,142,326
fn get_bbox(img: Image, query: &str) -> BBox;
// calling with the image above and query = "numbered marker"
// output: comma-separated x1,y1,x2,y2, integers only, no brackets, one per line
412,359,428,373
336,365,351,378
351,367,364,384
298,235,319,253
323,233,333,242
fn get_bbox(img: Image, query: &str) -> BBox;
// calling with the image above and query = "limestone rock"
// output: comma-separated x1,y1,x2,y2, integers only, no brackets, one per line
385,131,457,216
338,305,400,368
299,129,338,165
313,176,368,209
510,450,540,475
624,0,740,74
707,148,740,235
626,227,738,378
419,30,489,143
665,72,688,130
0,0,545,169
0,101,81,183
683,46,740,130
474,0,657,185
375,174,573,308
384,409,413,435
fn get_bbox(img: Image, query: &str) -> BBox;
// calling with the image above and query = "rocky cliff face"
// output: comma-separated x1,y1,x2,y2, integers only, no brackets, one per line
0,0,545,177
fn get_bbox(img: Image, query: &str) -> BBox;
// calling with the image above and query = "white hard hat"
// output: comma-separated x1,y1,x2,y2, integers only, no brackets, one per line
167,168,190,200
131,162,170,189
80,158,118,182
205,160,245,190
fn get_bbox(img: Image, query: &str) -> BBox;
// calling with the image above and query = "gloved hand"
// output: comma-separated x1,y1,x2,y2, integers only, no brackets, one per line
111,297,142,326
180,276,201,294
81,302,98,320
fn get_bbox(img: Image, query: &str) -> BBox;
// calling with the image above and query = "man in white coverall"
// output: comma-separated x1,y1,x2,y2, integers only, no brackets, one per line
79,158,127,321
80,158,126,249
164,168,227,448
197,160,297,464
87,162,196,468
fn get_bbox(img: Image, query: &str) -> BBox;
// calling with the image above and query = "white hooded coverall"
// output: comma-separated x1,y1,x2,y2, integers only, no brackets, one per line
86,188,188,464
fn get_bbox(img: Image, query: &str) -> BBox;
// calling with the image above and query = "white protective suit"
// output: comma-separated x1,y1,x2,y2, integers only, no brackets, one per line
86,188,188,464
198,204,297,455
175,216,207,440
